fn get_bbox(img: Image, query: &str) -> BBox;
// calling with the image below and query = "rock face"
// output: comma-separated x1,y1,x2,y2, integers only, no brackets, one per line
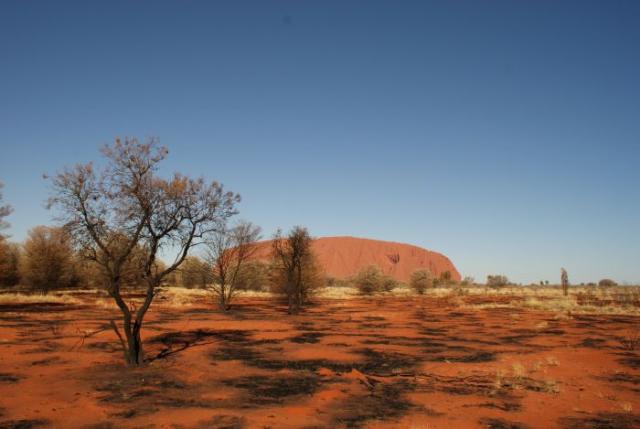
252,236,460,283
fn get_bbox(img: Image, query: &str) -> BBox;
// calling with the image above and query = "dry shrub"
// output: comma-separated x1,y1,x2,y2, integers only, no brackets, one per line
460,276,475,286
382,276,399,292
410,269,433,295
270,257,324,306
20,226,77,293
271,227,324,312
434,270,455,287
352,265,397,295
487,275,509,288
0,240,20,287
178,256,211,289
353,265,383,295
235,261,270,292
599,278,618,287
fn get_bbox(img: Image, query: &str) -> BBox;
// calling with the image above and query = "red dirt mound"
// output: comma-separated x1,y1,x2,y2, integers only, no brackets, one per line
252,236,460,283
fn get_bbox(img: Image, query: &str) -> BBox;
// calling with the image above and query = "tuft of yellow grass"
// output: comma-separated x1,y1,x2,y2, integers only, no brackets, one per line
458,286,640,315
0,293,81,305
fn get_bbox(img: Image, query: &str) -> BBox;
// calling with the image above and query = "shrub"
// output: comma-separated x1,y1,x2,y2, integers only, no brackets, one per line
382,276,399,293
271,227,324,312
20,226,76,293
460,276,474,286
179,256,211,289
0,240,20,287
236,261,270,291
353,266,384,295
487,275,509,288
434,270,456,287
598,278,617,287
352,265,400,295
410,269,433,294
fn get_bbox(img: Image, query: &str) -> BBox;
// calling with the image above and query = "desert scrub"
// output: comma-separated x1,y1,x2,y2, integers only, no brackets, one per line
0,293,81,305
410,269,433,295
353,266,397,295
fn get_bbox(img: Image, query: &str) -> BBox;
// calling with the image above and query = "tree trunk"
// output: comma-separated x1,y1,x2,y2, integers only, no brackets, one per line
121,321,144,366
219,291,228,312
287,280,295,314
125,330,143,366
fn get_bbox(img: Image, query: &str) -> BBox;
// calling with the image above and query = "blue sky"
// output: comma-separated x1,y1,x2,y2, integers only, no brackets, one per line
1,1,639,284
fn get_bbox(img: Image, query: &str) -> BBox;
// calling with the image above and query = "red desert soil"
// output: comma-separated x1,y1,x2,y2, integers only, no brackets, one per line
252,236,461,283
1,295,639,428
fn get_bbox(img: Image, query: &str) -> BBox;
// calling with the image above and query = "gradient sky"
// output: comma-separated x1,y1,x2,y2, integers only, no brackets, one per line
1,1,639,284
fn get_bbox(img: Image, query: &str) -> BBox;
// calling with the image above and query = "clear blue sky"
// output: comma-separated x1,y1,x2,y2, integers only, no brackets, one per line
1,1,639,284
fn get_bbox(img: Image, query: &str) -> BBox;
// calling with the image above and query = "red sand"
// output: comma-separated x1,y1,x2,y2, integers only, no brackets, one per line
1,295,638,428
252,236,461,282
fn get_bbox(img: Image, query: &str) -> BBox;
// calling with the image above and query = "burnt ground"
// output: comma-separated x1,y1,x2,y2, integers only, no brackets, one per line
0,296,639,428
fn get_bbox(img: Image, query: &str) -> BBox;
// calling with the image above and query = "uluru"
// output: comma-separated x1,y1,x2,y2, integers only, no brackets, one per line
251,236,461,283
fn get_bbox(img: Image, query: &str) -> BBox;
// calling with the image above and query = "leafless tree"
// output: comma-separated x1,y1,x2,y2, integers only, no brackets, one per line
0,181,13,239
206,221,261,310
47,138,239,366
561,268,569,296
271,226,322,313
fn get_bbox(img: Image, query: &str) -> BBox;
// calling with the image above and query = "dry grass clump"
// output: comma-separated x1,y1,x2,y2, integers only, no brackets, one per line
0,293,81,305
493,360,561,394
154,286,273,308
458,285,640,315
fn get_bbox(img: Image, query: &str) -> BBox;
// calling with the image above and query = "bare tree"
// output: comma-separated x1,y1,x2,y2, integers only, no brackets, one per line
20,226,77,293
47,138,239,366
0,181,13,239
206,221,261,310
271,226,322,313
561,268,569,296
